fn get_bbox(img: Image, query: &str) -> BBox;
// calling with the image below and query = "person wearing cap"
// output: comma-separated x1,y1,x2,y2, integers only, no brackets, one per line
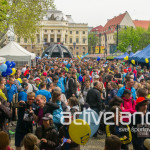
18,83,29,102
34,77,41,90
117,78,136,100
130,97,150,150
35,82,51,102
35,113,59,150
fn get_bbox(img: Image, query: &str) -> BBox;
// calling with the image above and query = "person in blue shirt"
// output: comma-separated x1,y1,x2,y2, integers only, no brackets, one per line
6,76,18,103
57,72,65,94
6,76,18,125
18,83,28,102
36,82,51,102
117,78,136,100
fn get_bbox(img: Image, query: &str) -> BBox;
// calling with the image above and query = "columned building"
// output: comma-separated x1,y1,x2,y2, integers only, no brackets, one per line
16,10,88,56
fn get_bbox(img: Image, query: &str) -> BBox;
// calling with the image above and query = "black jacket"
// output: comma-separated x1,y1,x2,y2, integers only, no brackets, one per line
67,77,77,99
130,113,150,150
0,96,11,133
36,102,60,115
86,88,102,110
36,125,59,150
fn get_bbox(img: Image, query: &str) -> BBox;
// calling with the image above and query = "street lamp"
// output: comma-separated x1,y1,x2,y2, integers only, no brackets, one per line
99,33,101,54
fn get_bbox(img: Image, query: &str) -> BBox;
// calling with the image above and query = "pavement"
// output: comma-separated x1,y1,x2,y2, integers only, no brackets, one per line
9,125,133,150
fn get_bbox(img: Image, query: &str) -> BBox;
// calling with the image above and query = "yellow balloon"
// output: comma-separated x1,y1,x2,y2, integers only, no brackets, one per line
69,119,91,145
145,58,149,63
77,56,81,60
11,68,16,75
131,60,135,64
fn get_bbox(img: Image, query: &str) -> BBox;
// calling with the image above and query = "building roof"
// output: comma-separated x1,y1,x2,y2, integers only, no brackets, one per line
102,12,127,34
90,25,104,33
133,20,150,30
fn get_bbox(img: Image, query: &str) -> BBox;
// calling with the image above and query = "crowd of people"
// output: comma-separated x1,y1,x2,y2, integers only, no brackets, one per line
0,58,150,150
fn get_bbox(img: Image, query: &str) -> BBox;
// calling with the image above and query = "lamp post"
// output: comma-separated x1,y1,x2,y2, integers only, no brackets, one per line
116,24,121,48
99,33,101,54
73,42,76,55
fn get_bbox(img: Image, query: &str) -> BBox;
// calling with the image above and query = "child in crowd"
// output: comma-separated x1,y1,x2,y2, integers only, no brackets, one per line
121,89,136,114
0,131,14,150
104,135,121,150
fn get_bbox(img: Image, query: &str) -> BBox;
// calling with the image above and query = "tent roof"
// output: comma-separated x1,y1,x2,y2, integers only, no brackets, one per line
130,45,150,62
114,52,129,60
0,57,6,63
129,52,134,57
0,42,35,59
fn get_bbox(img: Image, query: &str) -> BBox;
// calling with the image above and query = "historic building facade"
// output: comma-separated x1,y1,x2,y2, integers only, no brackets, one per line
15,10,88,56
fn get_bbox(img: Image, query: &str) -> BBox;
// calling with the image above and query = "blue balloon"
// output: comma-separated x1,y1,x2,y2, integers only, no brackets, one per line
66,64,71,69
0,64,7,72
1,72,7,77
79,109,100,137
6,68,12,75
44,54,48,57
5,61,11,67
97,57,100,61
78,75,83,82
11,61,16,68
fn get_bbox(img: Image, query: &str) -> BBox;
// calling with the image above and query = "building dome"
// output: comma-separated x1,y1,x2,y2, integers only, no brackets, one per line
42,44,73,58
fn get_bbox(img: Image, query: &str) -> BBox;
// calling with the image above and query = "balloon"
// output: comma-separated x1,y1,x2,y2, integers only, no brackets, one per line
69,119,91,145
131,60,135,65
5,61,11,67
6,68,12,75
44,54,48,57
145,58,149,63
2,72,7,77
66,64,71,69
11,62,16,68
78,76,83,82
79,109,100,137
77,56,81,60
0,64,7,72
97,57,100,61
124,69,127,73
11,68,16,75
124,56,129,60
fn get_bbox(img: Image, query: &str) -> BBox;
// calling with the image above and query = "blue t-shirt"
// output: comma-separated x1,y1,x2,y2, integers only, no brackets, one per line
6,84,18,102
35,90,51,102
18,91,27,102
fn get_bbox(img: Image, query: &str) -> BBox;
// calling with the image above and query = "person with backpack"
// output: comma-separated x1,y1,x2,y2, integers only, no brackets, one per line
121,89,136,114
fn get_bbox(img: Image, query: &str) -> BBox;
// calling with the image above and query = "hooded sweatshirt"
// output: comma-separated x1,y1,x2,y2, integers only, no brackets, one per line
121,97,136,114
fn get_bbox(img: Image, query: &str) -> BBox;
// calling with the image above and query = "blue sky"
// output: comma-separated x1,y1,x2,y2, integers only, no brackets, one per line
55,0,150,27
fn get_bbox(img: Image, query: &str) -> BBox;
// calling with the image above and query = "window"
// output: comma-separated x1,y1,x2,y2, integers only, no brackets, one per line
24,38,27,43
24,46,27,49
51,30,53,33
70,47,73,51
76,47,79,49
58,30,60,33
70,38,72,43
76,38,79,43
57,38,60,42
83,52,85,55
83,47,86,50
17,38,20,43
76,52,79,55
83,38,86,43
45,30,47,32
50,38,54,42
44,38,47,43
70,31,72,34
83,31,85,34
76,31,79,34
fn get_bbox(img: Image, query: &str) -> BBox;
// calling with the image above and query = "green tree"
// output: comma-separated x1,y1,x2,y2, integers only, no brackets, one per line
88,32,98,54
0,0,55,47
117,27,140,53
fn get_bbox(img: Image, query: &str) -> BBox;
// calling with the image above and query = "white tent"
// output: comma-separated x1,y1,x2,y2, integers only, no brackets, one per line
0,42,36,67
0,57,6,63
